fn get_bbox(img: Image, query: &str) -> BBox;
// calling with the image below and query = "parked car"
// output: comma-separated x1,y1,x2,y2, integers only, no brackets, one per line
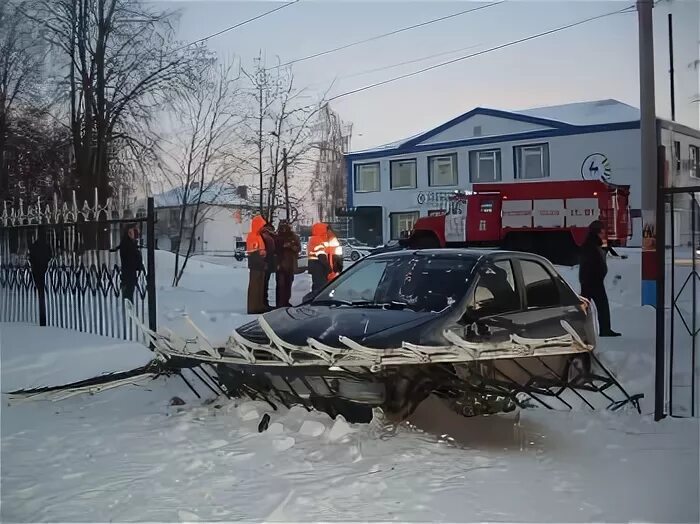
214,249,609,423
339,237,372,262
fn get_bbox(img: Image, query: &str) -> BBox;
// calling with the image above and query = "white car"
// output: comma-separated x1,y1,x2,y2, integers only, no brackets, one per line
339,238,372,262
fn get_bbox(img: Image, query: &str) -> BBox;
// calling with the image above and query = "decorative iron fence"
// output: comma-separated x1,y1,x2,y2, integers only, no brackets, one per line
0,191,156,343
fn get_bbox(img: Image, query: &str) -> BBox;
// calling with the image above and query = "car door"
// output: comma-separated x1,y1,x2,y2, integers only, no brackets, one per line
510,256,583,341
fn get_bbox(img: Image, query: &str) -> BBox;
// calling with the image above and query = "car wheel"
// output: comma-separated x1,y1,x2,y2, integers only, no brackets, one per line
350,250,360,262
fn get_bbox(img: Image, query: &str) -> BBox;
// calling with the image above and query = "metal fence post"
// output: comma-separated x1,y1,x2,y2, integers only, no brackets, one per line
146,197,157,334
655,145,667,421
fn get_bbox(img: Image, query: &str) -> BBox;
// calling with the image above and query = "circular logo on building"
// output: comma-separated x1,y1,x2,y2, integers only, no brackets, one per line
581,153,612,182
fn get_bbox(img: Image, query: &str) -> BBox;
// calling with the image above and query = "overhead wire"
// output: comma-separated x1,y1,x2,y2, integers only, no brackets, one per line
327,4,637,102
271,1,506,69
175,0,301,52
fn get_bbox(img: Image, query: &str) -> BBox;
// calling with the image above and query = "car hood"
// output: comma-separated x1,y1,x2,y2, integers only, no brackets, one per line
238,306,441,348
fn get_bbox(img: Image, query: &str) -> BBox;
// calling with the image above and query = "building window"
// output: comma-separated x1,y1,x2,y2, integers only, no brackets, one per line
390,211,419,240
469,149,502,183
428,154,458,187
514,143,550,179
689,145,699,178
354,163,380,192
673,141,681,174
390,159,417,189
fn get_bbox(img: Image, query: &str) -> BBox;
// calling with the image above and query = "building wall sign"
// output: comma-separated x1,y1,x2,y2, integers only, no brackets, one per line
581,153,612,182
416,191,460,207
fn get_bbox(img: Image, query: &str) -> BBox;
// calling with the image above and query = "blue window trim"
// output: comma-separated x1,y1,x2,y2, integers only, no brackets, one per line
346,119,641,208
353,161,381,194
513,142,550,180
389,158,418,190
427,152,458,187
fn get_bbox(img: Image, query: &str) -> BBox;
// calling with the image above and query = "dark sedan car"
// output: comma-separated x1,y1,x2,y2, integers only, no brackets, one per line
213,249,604,422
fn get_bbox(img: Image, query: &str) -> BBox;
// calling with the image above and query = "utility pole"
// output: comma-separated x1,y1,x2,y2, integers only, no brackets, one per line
668,13,675,121
638,0,658,307
283,148,290,221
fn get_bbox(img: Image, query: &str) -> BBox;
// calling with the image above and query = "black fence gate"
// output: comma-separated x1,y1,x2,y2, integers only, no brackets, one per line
655,178,699,419
0,192,156,343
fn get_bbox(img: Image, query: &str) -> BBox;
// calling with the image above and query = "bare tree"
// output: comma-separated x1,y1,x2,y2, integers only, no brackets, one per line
156,59,242,286
31,0,204,204
309,104,352,223
238,56,329,224
0,0,47,199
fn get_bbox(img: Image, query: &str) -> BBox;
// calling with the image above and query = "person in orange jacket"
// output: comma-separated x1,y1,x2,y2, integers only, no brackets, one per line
307,222,331,293
246,215,268,314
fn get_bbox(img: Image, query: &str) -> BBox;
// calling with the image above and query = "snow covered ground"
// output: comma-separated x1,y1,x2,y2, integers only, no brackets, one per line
1,249,699,522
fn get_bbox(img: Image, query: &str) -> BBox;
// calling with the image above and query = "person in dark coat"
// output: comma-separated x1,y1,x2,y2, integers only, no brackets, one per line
117,224,144,304
275,220,301,308
260,222,277,310
579,220,621,337
28,225,53,326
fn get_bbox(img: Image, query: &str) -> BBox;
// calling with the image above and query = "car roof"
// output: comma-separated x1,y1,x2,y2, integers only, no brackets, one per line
367,248,555,266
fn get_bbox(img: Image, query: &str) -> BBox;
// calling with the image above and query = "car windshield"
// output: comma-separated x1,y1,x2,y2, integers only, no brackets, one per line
312,254,476,312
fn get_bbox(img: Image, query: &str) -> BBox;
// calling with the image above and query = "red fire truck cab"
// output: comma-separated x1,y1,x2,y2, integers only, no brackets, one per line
406,180,631,265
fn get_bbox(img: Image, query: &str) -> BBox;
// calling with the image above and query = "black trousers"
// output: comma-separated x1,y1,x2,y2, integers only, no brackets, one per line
308,260,328,293
276,271,294,307
122,278,137,304
581,283,611,334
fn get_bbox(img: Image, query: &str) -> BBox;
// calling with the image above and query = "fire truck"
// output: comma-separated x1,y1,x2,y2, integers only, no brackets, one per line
405,180,631,265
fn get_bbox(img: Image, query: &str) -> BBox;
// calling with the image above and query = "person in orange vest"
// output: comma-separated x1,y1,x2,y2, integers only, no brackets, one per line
307,222,331,294
246,215,268,314
325,226,343,281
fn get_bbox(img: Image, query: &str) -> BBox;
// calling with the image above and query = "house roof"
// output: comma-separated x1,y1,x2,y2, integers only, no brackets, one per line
153,184,251,208
347,99,641,158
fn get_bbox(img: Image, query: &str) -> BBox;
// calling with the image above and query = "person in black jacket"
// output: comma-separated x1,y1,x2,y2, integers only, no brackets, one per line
579,220,621,337
117,224,144,303
28,225,53,326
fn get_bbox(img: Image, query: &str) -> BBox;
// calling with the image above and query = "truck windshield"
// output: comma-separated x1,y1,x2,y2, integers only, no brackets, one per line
312,255,476,312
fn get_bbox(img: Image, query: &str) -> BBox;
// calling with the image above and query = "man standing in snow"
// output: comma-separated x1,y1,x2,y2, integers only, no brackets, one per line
275,220,300,308
29,225,53,326
117,224,144,304
246,215,267,314
579,220,621,337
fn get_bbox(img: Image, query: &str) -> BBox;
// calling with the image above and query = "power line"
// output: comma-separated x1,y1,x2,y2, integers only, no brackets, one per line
328,4,636,102
335,42,483,82
272,1,505,69
176,0,300,52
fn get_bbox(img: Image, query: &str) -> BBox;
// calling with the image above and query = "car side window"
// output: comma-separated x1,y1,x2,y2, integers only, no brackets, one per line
520,260,560,308
322,261,388,303
472,260,520,317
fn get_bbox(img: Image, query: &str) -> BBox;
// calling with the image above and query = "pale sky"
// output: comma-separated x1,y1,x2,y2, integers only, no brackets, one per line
161,0,700,151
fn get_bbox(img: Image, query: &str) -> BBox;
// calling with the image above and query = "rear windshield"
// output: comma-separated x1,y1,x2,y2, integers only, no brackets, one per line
313,254,476,312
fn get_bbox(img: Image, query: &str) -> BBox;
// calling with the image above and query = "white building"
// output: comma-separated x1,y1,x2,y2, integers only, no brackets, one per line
345,99,700,247
153,184,256,254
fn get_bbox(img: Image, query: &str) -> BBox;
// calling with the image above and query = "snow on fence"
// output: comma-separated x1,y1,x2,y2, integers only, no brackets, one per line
0,190,157,344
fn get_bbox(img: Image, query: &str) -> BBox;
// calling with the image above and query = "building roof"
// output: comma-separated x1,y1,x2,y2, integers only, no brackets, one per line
153,184,252,208
347,99,641,157
514,99,640,127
